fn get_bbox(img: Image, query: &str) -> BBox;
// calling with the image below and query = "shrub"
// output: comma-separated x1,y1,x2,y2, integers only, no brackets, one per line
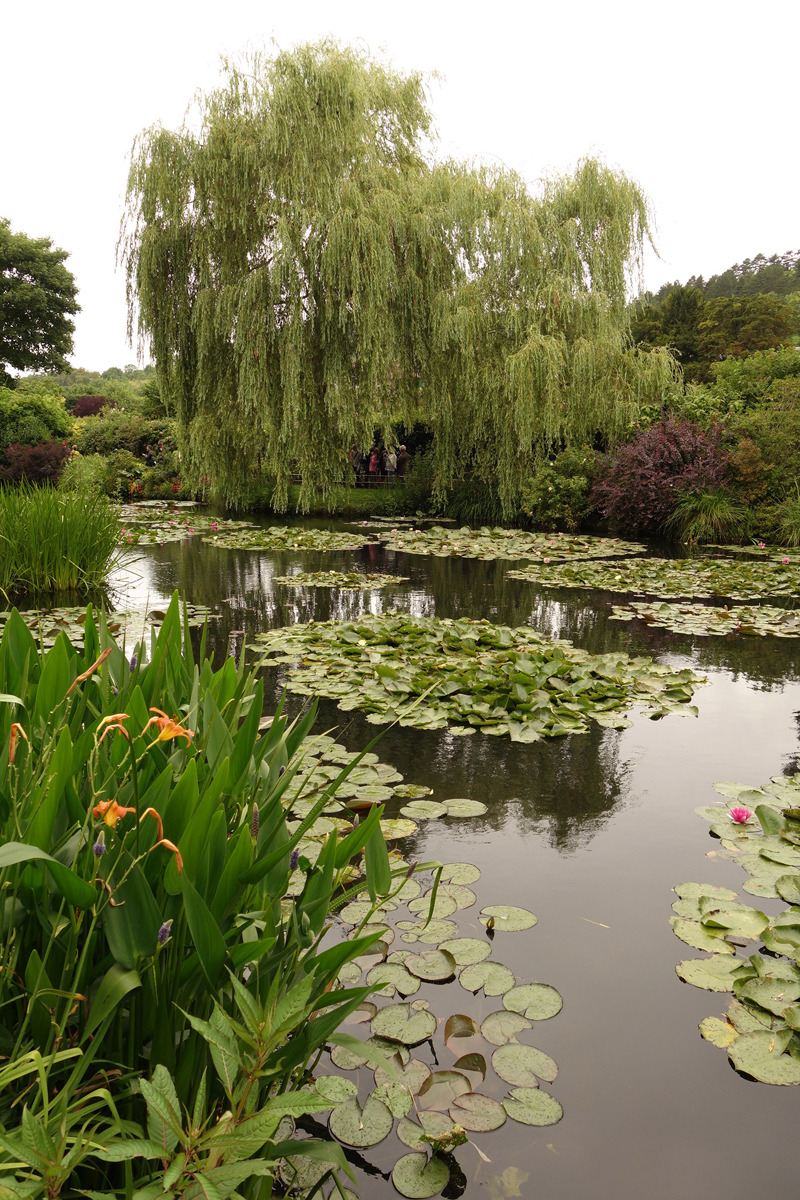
726,401,800,501
73,409,175,457
0,386,72,449
592,417,729,535
520,446,597,531
710,346,800,410
72,393,112,417
0,439,70,483
664,487,748,544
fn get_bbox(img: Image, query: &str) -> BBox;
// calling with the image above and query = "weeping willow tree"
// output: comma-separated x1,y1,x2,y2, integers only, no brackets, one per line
121,40,677,514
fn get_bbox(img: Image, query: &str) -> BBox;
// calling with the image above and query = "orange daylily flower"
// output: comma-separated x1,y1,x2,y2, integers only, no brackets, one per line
150,838,183,874
66,648,113,696
93,799,137,828
8,722,28,765
139,806,164,841
142,707,194,746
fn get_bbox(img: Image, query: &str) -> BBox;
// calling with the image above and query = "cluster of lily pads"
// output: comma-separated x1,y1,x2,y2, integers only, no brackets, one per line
672,775,800,1084
274,571,410,591
276,734,563,1198
611,602,800,639
378,526,645,562
203,527,374,552
117,507,256,546
507,556,800,600
0,602,219,650
251,613,703,741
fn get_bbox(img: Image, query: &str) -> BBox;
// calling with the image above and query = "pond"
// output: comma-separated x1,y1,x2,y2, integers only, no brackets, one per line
69,517,800,1196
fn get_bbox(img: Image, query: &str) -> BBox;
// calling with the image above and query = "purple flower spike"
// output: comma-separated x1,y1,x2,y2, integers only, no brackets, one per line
93,832,106,857
250,803,259,839
129,654,137,672
157,919,173,945
290,849,300,871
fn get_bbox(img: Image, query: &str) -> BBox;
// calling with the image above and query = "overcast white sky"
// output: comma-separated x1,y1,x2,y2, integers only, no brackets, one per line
3,0,798,371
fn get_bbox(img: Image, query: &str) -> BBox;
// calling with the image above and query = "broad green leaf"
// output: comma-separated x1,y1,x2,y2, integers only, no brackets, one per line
418,1070,471,1111
728,1030,800,1084
734,977,800,1016
327,1095,393,1147
503,983,562,1019
397,919,459,945
392,1153,450,1199
314,1076,358,1106
83,964,141,1041
670,918,735,955
366,962,420,997
408,892,457,920
399,800,447,820
439,863,481,885
373,1081,414,1118
396,1111,454,1149
374,1057,431,1092
441,799,487,817
480,1010,533,1045
492,1043,558,1086
675,955,743,992
404,950,457,981
460,961,515,997
479,905,537,932
699,1017,739,1048
674,882,737,901
439,937,491,966
0,842,95,909
181,872,226,987
502,1086,563,1126
449,1091,506,1131
370,1003,437,1045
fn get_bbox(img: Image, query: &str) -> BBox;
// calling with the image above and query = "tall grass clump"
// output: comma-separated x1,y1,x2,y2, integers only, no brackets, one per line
778,484,800,547
0,482,122,596
664,487,748,544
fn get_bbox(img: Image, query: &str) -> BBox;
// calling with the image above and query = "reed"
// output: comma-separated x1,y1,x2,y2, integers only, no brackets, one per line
0,481,123,596
665,487,748,544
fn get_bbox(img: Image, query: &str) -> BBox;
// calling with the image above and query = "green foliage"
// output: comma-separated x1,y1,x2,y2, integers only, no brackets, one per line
0,592,402,1196
0,386,72,451
630,285,707,378
0,483,122,595
0,218,79,379
73,409,174,458
664,487,747,544
122,41,676,518
710,346,800,410
698,295,799,361
506,554,800,599
519,447,597,531
726,402,800,502
612,601,800,638
777,488,800,547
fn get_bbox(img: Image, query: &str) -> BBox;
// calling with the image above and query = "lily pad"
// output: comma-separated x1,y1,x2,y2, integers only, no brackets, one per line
728,1030,800,1084
371,1003,437,1045
394,785,434,799
670,918,735,955
480,906,538,932
342,1001,378,1025
396,1112,455,1150
330,1042,369,1071
674,882,738,901
408,893,458,920
418,1070,472,1111
328,1094,394,1147
675,955,744,992
481,1011,533,1046
442,799,488,817
374,1057,431,1092
441,884,477,910
439,938,491,966
440,863,481,886
448,1092,506,1132
734,977,800,1016
314,1076,358,1105
366,962,421,997
492,1043,558,1086
400,801,448,820
699,1017,739,1048
451,1053,487,1087
392,1153,450,1199
397,919,460,945
381,818,419,840
459,961,516,997
444,1014,481,1046
373,1082,414,1118
340,900,391,926
776,874,800,904
502,983,562,1020
502,1087,563,1126
404,949,457,981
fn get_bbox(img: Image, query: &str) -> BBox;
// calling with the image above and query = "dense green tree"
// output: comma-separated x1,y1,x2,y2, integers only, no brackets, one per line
0,218,79,381
122,41,676,514
697,294,798,361
630,284,707,378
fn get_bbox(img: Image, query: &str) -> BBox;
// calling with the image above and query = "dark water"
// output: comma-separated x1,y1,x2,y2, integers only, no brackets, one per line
113,522,800,1200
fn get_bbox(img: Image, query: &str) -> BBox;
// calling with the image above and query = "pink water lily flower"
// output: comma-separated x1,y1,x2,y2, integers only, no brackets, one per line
758,541,766,548
544,557,550,564
783,557,790,565
729,806,753,824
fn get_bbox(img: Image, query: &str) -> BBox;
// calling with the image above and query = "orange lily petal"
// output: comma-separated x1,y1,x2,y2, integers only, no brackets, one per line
67,648,113,695
139,807,164,841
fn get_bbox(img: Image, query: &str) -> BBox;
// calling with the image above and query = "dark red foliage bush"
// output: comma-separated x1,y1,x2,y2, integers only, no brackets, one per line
591,418,729,534
73,395,112,418
0,440,71,483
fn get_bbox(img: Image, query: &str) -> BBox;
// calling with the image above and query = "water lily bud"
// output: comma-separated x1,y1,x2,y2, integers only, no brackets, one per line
93,831,106,857
157,919,173,945
250,803,259,839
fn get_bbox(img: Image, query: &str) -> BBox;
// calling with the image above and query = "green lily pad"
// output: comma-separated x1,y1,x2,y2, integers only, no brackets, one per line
699,1017,739,1048
342,1001,377,1025
444,1014,481,1046
502,983,563,1020
448,1092,507,1132
480,906,538,932
440,863,481,885
492,1043,558,1086
700,900,770,939
451,1053,487,1086
337,962,363,986
392,1152,450,1198
418,1071,472,1111
734,978,800,1016
371,1003,437,1045
442,799,488,817
459,961,516,997
502,1087,563,1126
328,1094,394,1147
441,884,477,910
404,950,457,981
366,962,421,997
480,1011,533,1046
408,893,458,920
393,785,434,799
374,1057,431,1092
350,923,394,947
400,800,448,820
726,998,787,1034
393,878,423,903
776,874,800,904
340,900,391,926
314,1076,358,1105
373,1082,414,1118
439,938,491,966
397,1111,455,1150
674,882,738,901
670,918,735,954
397,919,460,945
728,1030,800,1084
380,818,419,839
743,878,780,899
330,1042,369,1070
675,955,744,992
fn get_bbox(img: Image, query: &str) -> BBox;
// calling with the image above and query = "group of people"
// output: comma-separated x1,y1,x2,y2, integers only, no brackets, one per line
349,443,411,486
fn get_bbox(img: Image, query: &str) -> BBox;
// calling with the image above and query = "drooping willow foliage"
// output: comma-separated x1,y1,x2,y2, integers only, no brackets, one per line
121,40,678,513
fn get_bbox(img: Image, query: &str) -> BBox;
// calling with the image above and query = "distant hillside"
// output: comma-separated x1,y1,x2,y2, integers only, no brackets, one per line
649,249,800,304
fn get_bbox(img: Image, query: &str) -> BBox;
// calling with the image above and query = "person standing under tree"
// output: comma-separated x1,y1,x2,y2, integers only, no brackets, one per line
395,445,411,479
386,445,397,484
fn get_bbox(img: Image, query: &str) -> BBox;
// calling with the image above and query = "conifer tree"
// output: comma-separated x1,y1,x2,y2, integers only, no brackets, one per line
122,41,676,513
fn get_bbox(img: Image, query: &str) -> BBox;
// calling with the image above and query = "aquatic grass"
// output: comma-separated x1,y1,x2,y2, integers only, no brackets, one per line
0,481,124,596
665,488,748,545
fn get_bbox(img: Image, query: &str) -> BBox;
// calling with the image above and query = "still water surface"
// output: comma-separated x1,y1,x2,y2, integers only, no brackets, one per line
109,520,800,1200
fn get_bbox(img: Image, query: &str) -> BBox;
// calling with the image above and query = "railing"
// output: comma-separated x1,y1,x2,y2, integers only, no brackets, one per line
288,473,405,488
